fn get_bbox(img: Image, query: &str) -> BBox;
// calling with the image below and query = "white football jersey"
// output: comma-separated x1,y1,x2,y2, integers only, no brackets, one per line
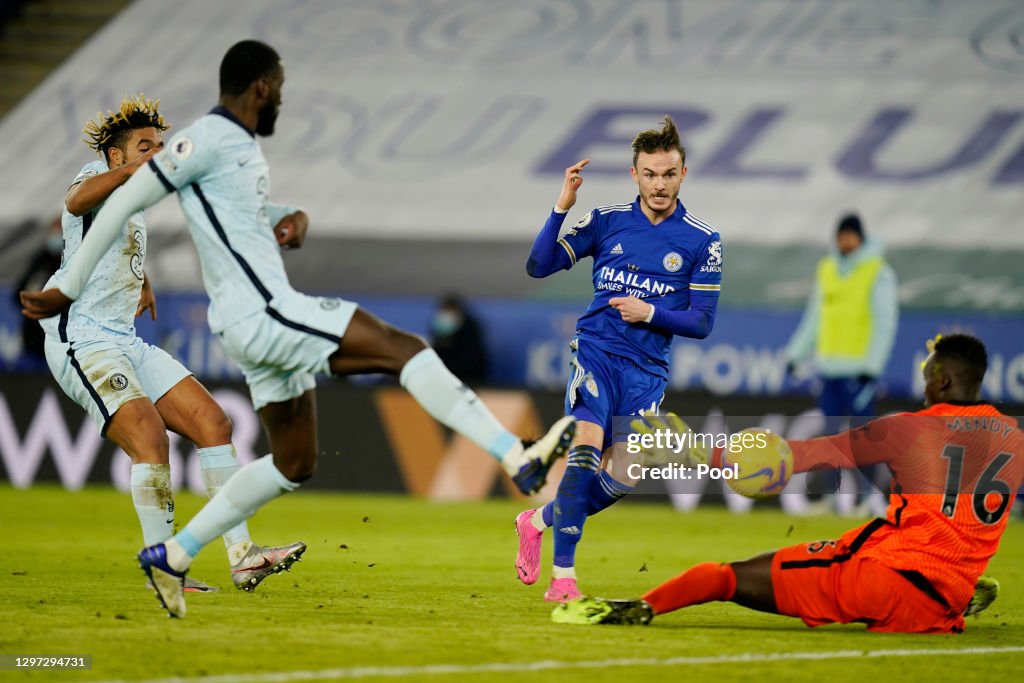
148,108,297,333
41,159,146,342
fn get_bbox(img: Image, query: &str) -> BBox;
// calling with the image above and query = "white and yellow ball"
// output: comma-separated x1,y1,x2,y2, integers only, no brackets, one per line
722,428,793,499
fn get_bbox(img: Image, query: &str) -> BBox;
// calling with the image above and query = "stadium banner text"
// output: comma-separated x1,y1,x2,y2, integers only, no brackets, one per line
1,288,1022,402
3,374,1019,514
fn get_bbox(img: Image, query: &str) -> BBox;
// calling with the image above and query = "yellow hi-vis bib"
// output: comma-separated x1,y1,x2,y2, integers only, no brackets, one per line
816,255,882,361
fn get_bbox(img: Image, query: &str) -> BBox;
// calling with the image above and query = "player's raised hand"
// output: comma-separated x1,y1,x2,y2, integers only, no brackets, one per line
274,211,309,249
20,288,73,320
609,296,653,323
127,147,161,175
555,158,589,212
136,273,157,321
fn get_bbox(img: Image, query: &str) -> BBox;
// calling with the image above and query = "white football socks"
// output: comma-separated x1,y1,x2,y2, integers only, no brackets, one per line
399,348,521,472
169,454,298,572
197,444,253,565
530,509,548,532
552,566,577,580
130,463,174,546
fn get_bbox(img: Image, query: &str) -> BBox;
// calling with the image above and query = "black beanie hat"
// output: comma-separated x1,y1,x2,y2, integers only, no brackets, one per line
837,213,864,239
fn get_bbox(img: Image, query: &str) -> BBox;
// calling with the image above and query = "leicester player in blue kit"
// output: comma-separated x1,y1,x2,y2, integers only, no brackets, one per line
516,117,723,601
22,40,575,618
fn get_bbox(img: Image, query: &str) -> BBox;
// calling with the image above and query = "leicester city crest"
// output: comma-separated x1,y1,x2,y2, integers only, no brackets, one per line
663,252,683,272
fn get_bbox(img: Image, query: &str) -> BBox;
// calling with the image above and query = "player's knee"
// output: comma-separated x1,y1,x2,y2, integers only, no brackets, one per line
572,421,605,450
387,328,428,372
196,410,233,448
729,554,778,613
127,421,170,464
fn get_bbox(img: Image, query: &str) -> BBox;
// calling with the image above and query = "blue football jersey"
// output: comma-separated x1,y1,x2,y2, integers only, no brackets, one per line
558,198,722,377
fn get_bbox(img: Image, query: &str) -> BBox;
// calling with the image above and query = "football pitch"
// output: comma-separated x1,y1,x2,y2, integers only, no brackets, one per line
2,485,1022,682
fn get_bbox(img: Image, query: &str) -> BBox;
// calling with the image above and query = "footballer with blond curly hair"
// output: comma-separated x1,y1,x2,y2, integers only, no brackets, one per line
38,94,304,594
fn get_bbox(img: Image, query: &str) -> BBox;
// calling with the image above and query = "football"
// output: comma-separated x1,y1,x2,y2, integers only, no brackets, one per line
722,428,794,498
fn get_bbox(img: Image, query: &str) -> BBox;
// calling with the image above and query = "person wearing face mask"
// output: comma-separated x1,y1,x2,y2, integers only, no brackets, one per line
13,216,64,368
785,213,899,517
430,295,488,384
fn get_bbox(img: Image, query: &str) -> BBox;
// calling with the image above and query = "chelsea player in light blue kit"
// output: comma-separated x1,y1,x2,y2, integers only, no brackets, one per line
37,95,303,594
22,41,574,618
516,117,723,601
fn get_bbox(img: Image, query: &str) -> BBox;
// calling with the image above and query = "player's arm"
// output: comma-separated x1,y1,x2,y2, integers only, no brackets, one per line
611,234,722,339
20,164,169,319
784,280,821,366
526,158,594,277
22,130,214,319
65,149,159,216
651,291,718,339
610,293,718,338
267,202,308,249
788,414,909,472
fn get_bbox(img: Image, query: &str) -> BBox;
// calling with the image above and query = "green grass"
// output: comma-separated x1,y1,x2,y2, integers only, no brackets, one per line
1,485,1022,682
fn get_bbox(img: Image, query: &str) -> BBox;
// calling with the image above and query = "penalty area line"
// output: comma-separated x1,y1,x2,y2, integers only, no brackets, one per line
101,645,1024,683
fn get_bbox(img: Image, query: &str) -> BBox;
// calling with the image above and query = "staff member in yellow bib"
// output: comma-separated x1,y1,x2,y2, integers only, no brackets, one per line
785,213,898,516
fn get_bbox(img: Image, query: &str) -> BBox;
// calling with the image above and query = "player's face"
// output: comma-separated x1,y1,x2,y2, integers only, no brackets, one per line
255,66,285,137
109,127,163,169
631,149,686,218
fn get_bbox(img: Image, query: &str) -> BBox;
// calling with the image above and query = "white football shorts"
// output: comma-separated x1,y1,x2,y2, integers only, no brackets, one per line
44,333,191,435
217,292,357,411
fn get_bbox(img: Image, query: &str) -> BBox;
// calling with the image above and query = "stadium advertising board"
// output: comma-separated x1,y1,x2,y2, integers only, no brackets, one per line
2,289,1021,401
5,374,1014,514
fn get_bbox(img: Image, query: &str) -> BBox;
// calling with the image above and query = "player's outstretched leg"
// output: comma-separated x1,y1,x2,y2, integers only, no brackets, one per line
552,556,775,625
156,376,306,592
518,468,633,585
550,561,735,625
139,392,315,617
330,308,575,494
138,457,300,616
544,443,602,602
105,397,219,609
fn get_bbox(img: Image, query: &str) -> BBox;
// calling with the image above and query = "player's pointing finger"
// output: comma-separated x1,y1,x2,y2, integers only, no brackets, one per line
565,159,590,177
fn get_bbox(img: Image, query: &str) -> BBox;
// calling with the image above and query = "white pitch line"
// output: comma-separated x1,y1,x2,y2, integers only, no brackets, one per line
96,645,1024,683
